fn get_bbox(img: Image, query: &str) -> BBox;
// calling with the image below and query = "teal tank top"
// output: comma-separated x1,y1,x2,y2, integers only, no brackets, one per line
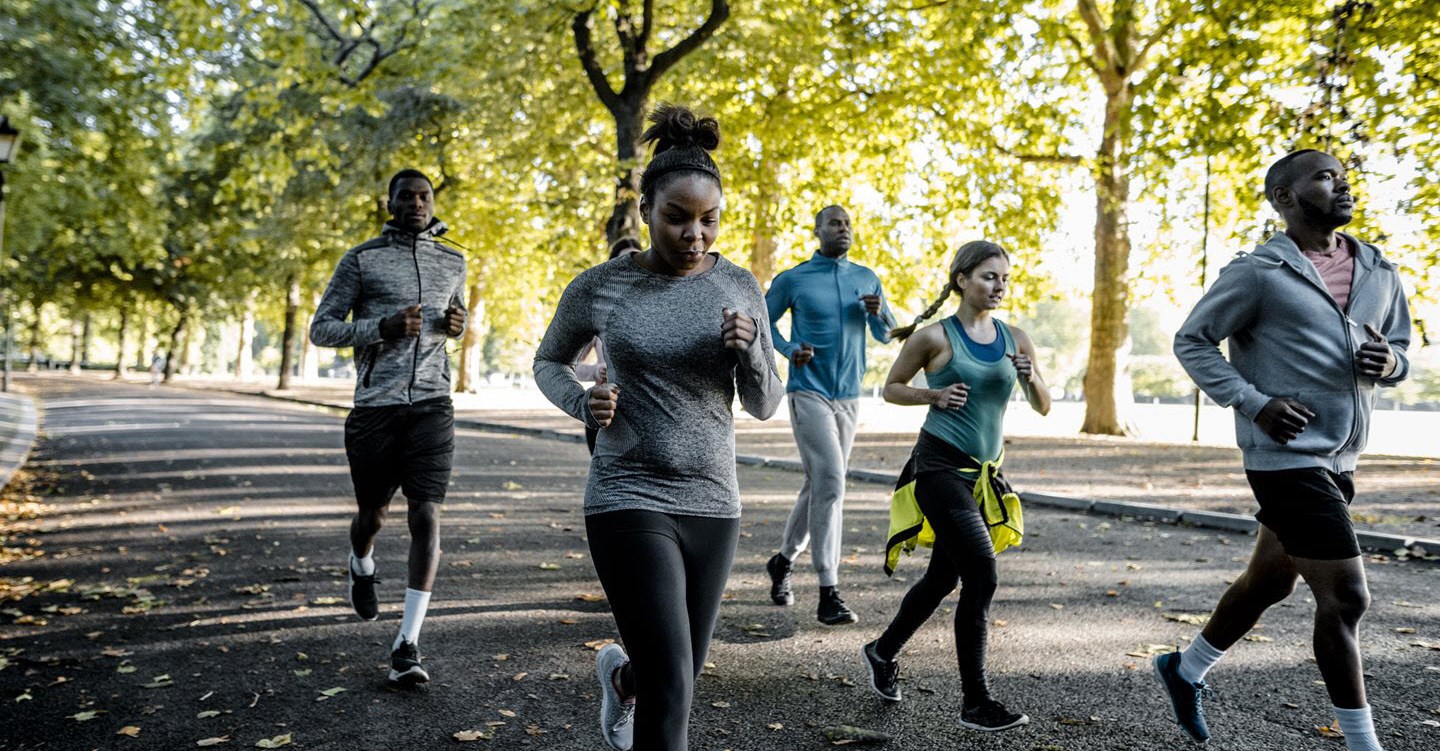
921,317,1017,463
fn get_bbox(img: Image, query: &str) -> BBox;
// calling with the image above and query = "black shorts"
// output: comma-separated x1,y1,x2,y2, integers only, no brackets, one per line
344,397,455,510
1246,467,1358,560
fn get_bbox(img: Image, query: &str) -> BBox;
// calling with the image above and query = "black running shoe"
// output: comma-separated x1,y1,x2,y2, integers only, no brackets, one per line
861,640,901,702
959,697,1029,731
348,565,379,621
1154,651,1211,742
388,639,429,685
766,553,794,606
817,588,858,626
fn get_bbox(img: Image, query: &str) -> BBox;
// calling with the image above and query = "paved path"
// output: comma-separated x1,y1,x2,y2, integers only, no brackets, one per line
183,376,1440,544
1,376,1437,750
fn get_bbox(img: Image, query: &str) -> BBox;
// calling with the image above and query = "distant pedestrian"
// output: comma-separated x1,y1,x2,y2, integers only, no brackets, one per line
862,240,1050,732
534,104,783,751
310,168,467,686
1162,150,1412,750
148,351,164,387
762,204,894,626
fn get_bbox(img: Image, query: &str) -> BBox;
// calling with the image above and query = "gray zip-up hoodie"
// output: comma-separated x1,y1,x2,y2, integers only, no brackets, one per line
1174,231,1411,473
310,220,467,407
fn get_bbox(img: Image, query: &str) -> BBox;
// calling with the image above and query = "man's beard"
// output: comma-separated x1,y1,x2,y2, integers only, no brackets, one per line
1297,193,1352,228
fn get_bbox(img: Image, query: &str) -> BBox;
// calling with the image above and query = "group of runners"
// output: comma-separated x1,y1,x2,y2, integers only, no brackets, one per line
310,104,1413,751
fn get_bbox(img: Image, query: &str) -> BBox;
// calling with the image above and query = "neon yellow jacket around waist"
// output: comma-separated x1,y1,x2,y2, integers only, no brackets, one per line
883,449,1024,576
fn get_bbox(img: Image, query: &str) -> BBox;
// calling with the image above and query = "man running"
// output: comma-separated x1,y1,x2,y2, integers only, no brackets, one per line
311,168,468,686
764,205,894,625
1163,150,1411,749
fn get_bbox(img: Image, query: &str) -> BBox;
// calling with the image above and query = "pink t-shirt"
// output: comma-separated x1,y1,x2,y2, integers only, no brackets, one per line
1301,235,1355,310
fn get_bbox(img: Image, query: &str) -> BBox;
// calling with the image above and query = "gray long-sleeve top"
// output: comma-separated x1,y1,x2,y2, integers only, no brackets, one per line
533,253,785,518
310,221,467,407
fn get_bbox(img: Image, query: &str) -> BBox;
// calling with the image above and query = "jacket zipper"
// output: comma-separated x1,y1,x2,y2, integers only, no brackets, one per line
408,235,423,404
1335,260,1377,456
361,347,377,388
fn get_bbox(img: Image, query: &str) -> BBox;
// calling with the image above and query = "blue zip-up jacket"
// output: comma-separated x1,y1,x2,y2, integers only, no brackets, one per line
1174,231,1411,473
310,220,467,408
766,252,894,400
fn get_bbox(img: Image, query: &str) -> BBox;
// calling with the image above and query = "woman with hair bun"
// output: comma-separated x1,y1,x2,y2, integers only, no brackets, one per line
859,240,1050,732
533,104,784,751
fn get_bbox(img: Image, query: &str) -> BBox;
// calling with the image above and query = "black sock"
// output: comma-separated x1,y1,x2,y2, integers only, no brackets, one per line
820,585,837,598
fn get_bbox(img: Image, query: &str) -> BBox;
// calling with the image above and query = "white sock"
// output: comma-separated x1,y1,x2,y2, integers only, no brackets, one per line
393,588,431,649
1334,705,1385,751
1177,634,1225,685
350,550,375,577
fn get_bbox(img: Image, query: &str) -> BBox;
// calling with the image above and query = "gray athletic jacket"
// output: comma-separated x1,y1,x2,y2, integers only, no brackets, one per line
1174,231,1411,473
310,221,467,408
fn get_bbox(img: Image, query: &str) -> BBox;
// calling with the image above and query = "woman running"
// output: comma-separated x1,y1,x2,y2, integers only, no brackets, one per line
533,104,784,751
860,240,1050,731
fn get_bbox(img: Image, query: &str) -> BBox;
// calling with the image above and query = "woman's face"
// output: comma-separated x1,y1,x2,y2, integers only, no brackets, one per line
956,254,1010,311
641,173,722,277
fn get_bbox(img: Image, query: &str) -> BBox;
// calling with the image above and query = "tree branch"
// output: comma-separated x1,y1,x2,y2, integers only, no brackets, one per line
639,0,654,48
647,0,730,86
1133,7,1187,75
1060,28,1103,75
1074,0,1119,76
573,10,622,112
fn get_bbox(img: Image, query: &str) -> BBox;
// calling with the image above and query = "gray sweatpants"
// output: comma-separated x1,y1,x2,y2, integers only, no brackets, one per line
779,392,859,588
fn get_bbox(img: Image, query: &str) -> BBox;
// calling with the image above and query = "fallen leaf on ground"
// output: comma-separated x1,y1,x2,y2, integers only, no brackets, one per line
583,639,614,651
537,563,560,571
822,725,892,745
195,736,230,746
498,709,516,717
1244,635,1274,643
117,726,141,737
1317,720,1343,737
1161,612,1210,625
512,672,527,681
197,710,221,718
70,710,106,722
767,722,783,730
255,733,292,748
453,730,494,742
575,594,606,603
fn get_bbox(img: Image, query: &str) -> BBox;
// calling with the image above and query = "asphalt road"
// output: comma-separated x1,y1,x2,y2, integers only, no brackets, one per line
1,376,1437,750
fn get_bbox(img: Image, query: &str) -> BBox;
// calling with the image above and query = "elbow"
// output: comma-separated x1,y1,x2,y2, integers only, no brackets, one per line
882,383,903,405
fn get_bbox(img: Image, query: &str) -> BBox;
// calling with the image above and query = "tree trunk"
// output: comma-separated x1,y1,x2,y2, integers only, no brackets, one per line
163,313,186,383
277,273,301,390
235,307,254,381
1081,82,1136,436
135,309,150,371
115,308,129,379
25,300,42,371
178,314,197,375
606,105,646,252
68,317,84,375
748,160,780,285
457,267,487,393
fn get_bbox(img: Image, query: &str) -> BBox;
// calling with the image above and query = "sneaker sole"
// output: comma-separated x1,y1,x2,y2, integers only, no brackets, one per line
596,645,630,751
958,714,1029,732
818,613,859,626
860,645,901,703
1153,654,1209,743
388,665,429,685
770,593,794,606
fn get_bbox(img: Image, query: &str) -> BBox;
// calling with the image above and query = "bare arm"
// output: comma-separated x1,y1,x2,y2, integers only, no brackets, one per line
883,325,947,406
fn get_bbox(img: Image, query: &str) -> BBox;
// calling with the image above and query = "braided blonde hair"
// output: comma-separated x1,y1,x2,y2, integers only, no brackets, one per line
889,240,1009,341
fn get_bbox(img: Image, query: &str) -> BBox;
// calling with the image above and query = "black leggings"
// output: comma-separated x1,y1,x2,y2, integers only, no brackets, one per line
586,510,740,751
876,465,999,703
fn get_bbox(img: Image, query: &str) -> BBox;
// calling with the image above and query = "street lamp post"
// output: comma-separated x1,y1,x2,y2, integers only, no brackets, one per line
0,116,21,393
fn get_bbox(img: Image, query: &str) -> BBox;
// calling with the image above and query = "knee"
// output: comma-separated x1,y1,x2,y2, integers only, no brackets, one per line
960,559,999,599
1320,584,1371,624
355,508,386,532
407,503,440,536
